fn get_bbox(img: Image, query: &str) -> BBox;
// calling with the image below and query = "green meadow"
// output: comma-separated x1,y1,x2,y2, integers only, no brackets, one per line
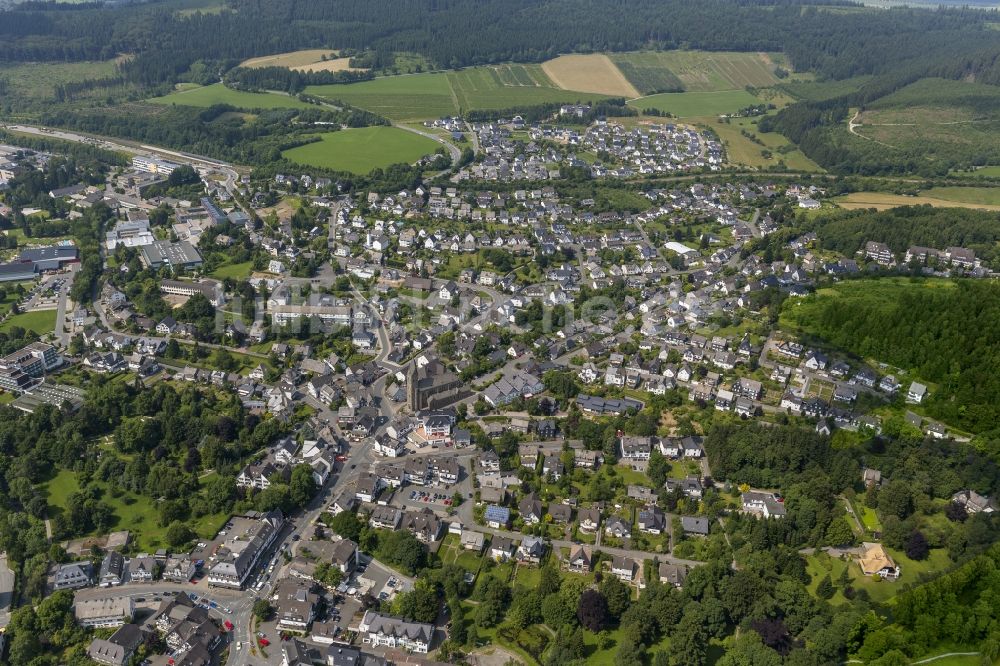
282,127,440,173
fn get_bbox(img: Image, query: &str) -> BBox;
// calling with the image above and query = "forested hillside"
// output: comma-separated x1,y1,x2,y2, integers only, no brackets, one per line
781,279,1000,434
805,205,1000,267
8,1,1000,176
3,0,1000,90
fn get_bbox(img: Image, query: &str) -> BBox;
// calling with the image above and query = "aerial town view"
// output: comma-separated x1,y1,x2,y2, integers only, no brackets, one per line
1,1,1000,666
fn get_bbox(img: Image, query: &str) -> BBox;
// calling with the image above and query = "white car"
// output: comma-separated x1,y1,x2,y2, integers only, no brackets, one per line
235,642,242,651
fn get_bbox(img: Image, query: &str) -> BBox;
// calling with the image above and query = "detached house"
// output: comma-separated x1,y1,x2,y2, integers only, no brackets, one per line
638,506,666,534
519,494,543,524
611,556,639,583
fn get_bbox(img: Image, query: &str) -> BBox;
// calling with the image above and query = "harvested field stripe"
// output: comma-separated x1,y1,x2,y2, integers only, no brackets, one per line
541,54,641,98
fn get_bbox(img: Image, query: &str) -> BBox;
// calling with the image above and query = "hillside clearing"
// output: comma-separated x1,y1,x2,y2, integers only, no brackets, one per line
629,89,760,117
148,82,315,110
0,59,121,104
241,49,339,68
540,54,640,97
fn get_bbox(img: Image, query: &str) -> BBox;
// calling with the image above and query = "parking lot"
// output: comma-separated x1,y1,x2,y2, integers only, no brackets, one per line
21,275,64,311
406,488,455,507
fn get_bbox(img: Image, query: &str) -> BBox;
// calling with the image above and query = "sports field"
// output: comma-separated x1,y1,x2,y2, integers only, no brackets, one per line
612,51,783,93
282,127,439,173
148,82,316,110
629,90,760,117
541,54,640,97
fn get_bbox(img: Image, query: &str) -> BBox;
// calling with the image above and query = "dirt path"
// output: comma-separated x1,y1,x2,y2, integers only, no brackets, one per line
911,653,980,665
848,110,895,148
467,646,528,666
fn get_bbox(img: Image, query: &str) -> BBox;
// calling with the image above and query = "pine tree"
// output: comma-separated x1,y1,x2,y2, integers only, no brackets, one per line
816,574,835,600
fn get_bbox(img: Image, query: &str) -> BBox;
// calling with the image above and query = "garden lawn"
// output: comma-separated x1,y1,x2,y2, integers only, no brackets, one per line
282,127,439,174
0,309,56,335
210,261,254,280
582,626,629,665
615,467,653,486
805,548,953,605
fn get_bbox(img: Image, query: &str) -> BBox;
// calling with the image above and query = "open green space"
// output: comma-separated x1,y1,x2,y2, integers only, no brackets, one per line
582,626,629,665
0,284,31,318
148,82,316,110
629,90,760,118
691,114,822,170
209,261,254,280
41,469,227,551
282,127,439,174
0,309,56,335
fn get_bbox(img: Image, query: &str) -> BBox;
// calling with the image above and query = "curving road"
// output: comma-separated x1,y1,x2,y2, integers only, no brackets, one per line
392,123,461,176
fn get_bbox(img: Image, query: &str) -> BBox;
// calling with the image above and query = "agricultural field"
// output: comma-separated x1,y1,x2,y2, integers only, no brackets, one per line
446,65,608,113
834,191,1000,211
540,54,640,97
306,73,457,121
281,126,439,173
240,49,364,73
148,82,316,110
307,66,611,120
692,114,822,170
301,51,807,120
0,59,122,105
613,51,785,93
628,89,760,118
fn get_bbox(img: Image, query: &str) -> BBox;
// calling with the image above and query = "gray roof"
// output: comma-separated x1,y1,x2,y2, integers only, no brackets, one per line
681,516,710,535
